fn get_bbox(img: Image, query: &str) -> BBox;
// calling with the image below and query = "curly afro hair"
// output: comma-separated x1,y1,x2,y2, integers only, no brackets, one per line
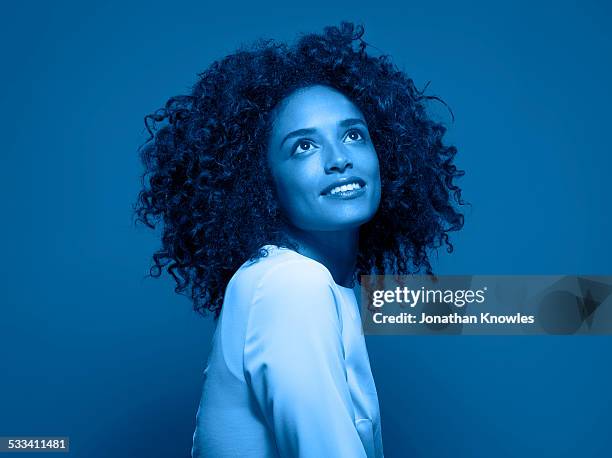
136,22,465,317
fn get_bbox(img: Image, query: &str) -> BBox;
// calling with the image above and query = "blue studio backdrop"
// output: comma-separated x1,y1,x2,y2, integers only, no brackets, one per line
1,1,611,457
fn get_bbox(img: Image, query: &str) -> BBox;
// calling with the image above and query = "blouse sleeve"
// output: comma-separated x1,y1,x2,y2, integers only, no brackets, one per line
243,260,368,458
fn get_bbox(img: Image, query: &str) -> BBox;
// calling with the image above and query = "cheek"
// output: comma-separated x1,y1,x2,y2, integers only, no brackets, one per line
366,150,382,209
275,159,320,196
272,167,314,215
367,150,382,187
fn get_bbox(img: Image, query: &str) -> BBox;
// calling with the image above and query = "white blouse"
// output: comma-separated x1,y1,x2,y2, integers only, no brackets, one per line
191,245,384,457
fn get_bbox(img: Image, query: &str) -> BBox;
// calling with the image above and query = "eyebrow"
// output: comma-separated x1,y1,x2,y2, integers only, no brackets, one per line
339,118,367,128
279,118,367,148
280,128,316,148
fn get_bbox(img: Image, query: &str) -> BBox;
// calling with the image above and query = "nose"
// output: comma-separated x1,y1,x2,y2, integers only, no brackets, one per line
324,143,353,174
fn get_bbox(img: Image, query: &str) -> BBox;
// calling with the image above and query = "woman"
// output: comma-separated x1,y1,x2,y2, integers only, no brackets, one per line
136,23,464,457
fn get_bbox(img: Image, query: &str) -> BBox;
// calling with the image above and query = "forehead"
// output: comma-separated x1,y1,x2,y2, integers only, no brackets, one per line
271,85,364,135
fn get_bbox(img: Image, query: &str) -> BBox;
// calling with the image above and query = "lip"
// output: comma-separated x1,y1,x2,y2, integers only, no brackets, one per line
320,176,367,196
323,185,367,200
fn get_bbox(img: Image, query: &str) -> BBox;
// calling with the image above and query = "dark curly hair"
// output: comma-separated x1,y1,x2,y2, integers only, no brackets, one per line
135,22,465,317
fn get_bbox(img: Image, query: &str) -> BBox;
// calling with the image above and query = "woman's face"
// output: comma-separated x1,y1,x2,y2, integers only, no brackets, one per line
267,85,381,233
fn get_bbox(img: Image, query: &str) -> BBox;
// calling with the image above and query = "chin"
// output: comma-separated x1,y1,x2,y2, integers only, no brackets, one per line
319,213,377,231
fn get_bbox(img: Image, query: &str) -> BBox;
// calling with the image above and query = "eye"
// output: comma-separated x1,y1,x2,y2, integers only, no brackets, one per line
344,129,365,143
292,140,316,155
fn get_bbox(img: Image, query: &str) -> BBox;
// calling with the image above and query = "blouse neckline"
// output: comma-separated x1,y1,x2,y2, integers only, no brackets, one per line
262,245,356,293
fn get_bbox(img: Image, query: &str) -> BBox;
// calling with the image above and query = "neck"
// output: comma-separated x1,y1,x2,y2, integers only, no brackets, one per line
283,225,359,287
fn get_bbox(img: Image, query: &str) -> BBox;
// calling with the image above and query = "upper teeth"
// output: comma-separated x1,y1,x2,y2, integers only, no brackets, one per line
329,182,362,195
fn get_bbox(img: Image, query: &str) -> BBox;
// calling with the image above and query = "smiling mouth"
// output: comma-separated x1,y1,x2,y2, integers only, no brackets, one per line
321,177,367,199
321,178,367,200
323,185,367,200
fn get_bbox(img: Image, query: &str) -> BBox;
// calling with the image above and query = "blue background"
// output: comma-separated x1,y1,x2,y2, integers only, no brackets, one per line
1,0,611,456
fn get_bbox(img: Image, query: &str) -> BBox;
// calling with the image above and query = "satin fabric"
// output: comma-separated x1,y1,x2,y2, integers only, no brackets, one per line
192,245,384,457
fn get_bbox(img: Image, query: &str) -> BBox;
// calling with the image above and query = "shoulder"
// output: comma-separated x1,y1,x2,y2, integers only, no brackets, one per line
258,247,334,296
231,246,341,324
215,247,339,379
229,246,333,297
242,249,346,370
258,253,333,294
220,245,336,318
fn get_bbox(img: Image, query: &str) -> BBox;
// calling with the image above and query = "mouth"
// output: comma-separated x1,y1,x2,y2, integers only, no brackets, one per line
320,177,367,199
